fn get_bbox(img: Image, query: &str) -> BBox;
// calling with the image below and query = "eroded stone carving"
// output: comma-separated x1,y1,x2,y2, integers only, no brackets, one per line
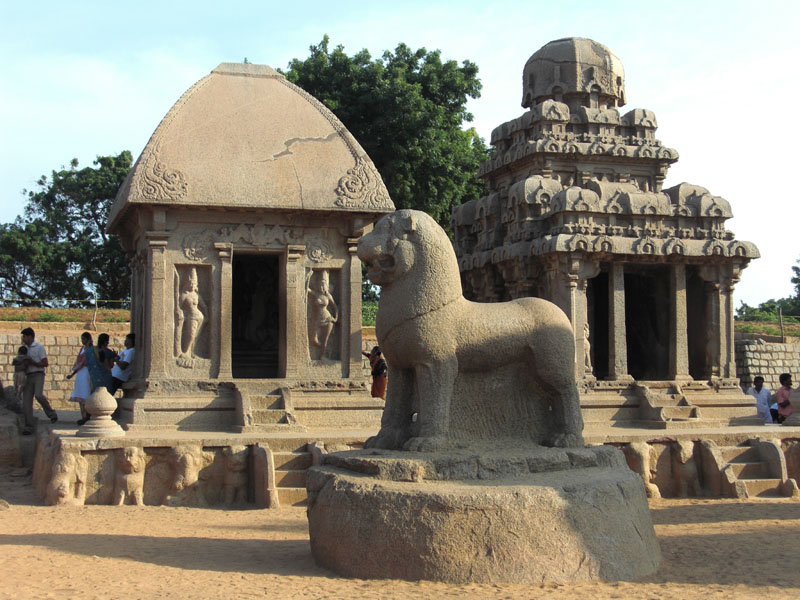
164,444,213,506
46,446,88,506
357,209,584,451
222,445,248,506
307,269,338,360
174,267,207,368
113,446,146,506
671,440,700,497
622,442,661,498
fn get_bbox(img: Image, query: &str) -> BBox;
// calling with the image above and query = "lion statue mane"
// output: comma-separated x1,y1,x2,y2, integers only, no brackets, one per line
357,209,584,452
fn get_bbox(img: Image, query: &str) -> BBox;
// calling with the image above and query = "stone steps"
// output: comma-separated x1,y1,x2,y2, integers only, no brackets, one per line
728,462,770,479
273,449,311,506
740,478,784,497
719,444,783,498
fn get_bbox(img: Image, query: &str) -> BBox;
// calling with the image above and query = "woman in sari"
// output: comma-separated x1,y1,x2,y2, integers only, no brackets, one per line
83,333,114,401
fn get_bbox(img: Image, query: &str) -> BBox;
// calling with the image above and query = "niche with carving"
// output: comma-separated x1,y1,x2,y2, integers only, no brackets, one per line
305,268,340,361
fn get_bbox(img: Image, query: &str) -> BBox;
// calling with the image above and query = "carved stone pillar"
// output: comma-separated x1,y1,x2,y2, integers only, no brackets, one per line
669,264,691,382
699,265,722,379
721,276,738,379
346,237,362,379
541,255,598,380
146,233,170,379
284,245,305,379
214,243,233,379
705,281,722,378
608,262,632,381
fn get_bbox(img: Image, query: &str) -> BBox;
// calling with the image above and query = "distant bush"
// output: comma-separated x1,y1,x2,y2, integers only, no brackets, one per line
0,313,26,321
362,301,378,327
37,311,68,322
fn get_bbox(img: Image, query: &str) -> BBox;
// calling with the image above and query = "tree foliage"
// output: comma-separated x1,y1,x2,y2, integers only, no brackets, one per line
284,36,489,229
736,257,800,321
0,152,132,306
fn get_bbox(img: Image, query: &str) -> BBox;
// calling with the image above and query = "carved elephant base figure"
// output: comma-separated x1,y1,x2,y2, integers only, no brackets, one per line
307,445,660,583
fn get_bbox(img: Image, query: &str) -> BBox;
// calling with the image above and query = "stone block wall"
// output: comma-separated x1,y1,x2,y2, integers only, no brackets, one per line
735,339,800,392
0,323,131,409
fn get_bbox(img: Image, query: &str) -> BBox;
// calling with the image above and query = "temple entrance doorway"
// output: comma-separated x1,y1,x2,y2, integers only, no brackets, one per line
624,265,670,381
232,254,280,378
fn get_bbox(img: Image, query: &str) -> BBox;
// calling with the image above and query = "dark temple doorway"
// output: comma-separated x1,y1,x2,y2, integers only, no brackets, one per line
232,254,279,378
624,265,670,380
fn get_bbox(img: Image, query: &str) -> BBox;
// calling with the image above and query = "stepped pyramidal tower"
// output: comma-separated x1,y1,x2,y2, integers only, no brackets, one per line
452,37,760,428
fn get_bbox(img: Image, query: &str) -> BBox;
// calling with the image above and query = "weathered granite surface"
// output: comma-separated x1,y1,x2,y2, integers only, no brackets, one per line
308,446,660,583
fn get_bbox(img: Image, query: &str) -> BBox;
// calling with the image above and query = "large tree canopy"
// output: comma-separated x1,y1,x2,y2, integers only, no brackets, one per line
0,151,132,305
284,36,489,228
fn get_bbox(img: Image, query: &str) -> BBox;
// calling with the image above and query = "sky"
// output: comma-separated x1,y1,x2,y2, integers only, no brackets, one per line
1,0,798,307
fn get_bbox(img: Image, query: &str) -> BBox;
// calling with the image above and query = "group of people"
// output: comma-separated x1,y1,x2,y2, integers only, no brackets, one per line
11,327,135,434
65,331,135,424
747,373,799,424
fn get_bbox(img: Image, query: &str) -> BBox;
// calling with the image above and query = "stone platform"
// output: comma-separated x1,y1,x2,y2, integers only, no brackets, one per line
28,419,370,508
306,445,660,583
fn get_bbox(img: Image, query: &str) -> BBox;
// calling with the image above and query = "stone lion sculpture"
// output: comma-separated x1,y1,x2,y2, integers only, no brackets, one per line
357,209,584,451
113,446,146,506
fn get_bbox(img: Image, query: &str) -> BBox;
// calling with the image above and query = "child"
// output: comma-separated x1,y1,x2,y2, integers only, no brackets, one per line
11,345,28,412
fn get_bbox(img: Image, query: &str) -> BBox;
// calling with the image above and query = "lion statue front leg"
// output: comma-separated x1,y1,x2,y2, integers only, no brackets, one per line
403,359,457,452
364,366,414,450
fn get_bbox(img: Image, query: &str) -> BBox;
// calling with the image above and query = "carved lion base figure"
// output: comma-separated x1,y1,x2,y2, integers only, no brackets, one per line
113,447,146,506
357,209,584,451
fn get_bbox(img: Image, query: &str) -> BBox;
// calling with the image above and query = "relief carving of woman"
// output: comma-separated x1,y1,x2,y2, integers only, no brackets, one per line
307,270,338,359
175,267,207,368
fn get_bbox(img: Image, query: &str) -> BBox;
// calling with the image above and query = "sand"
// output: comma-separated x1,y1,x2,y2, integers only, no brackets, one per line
1,464,798,600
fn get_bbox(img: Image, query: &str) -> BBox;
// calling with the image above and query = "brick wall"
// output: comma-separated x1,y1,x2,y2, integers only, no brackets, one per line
0,323,130,409
735,339,800,392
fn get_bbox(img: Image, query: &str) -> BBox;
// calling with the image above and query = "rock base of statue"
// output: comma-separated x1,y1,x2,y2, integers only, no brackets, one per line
306,444,660,583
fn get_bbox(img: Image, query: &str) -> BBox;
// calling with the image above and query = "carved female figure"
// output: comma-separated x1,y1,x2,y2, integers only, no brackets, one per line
307,270,338,359
175,267,207,368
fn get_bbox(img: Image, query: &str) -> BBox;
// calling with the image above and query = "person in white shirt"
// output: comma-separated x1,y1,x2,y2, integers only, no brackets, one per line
20,327,57,434
746,376,773,424
109,333,135,420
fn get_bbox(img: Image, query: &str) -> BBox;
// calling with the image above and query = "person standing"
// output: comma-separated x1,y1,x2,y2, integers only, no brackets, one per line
362,346,388,400
10,345,28,413
773,373,799,424
66,332,93,425
746,376,772,424
20,327,57,435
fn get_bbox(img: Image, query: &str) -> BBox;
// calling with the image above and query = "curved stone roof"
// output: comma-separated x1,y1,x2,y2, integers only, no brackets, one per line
522,37,626,108
109,62,393,230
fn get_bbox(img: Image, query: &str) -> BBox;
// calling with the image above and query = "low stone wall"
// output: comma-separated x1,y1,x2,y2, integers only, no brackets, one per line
735,339,800,392
0,323,131,409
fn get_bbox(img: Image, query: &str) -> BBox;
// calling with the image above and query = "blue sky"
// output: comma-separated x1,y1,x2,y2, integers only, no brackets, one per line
1,0,798,306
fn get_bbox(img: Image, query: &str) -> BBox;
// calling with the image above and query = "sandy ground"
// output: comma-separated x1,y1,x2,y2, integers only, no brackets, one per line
1,465,798,600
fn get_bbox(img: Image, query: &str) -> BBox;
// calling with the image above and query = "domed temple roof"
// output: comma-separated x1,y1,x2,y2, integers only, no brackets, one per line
522,37,625,108
109,62,393,231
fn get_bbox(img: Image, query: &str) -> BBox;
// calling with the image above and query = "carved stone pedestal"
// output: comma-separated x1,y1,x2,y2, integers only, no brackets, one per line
306,445,660,583
77,387,124,438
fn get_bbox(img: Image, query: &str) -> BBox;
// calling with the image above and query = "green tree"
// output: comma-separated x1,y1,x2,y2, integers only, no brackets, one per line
283,36,489,229
0,151,132,306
